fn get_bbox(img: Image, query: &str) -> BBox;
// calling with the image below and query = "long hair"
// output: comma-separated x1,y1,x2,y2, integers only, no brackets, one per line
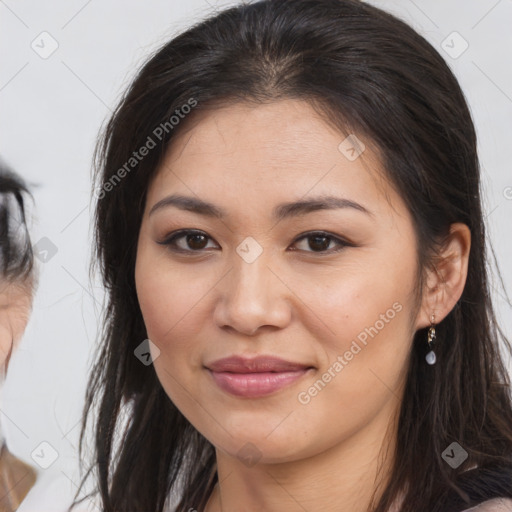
72,1,512,511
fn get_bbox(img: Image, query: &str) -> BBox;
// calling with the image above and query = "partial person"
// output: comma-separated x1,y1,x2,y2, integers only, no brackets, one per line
0,162,37,510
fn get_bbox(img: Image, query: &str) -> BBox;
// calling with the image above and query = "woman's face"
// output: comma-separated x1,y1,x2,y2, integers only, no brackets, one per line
135,99,424,464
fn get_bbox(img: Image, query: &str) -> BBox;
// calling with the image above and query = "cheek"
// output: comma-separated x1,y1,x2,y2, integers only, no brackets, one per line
300,257,413,346
0,307,30,368
135,253,209,422
288,270,414,453
134,247,221,379
136,270,197,342
0,322,13,366
295,255,416,401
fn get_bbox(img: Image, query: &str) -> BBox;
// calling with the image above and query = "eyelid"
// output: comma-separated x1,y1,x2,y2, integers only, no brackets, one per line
292,231,354,252
157,229,220,252
157,229,353,254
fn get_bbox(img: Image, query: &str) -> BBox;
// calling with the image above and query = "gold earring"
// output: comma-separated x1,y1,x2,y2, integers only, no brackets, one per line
426,314,436,365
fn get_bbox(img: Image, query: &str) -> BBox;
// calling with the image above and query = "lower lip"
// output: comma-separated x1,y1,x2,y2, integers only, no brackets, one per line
208,368,312,397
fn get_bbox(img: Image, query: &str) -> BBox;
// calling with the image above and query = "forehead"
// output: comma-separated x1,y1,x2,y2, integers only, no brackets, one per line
147,99,407,223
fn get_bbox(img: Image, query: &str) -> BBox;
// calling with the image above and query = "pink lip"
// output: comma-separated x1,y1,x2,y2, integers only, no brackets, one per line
206,356,314,398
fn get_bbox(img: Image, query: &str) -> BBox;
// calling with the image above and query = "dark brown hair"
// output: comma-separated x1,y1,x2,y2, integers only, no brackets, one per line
0,161,33,284
72,1,512,511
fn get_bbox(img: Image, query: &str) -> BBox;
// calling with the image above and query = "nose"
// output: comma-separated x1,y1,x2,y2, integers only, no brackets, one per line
213,249,292,336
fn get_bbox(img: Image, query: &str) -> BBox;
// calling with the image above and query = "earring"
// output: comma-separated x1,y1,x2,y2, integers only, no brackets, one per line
425,315,436,365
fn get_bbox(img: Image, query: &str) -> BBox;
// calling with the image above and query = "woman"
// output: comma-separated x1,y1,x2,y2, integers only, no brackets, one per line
0,164,93,512
0,163,37,509
74,1,512,511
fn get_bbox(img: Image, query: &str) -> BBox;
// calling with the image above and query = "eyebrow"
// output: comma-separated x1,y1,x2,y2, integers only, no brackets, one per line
148,193,373,220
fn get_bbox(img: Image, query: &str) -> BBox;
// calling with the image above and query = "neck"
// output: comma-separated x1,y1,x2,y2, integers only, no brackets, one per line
205,398,401,512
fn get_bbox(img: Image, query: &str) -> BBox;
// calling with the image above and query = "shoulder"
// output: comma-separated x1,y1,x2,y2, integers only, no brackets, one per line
463,498,512,512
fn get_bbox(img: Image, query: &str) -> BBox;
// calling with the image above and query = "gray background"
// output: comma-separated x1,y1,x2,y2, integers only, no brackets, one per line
0,0,511,495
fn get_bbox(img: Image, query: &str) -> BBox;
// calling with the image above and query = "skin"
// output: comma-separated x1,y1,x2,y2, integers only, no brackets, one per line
135,99,470,512
0,281,32,376
0,278,37,508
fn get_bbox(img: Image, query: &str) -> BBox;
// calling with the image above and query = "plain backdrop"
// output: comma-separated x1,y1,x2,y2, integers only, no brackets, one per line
0,0,511,498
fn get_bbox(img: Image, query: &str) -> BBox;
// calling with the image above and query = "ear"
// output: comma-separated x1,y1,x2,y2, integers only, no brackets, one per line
415,222,471,330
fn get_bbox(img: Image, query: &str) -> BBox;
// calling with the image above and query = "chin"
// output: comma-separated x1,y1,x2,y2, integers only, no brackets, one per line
210,427,310,465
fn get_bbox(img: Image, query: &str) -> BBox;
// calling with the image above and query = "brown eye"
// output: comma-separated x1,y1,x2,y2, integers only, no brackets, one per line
307,234,331,251
185,233,208,250
291,231,350,254
158,229,351,255
158,230,219,253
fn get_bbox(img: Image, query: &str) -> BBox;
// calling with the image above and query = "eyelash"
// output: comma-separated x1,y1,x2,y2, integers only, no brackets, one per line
157,229,353,255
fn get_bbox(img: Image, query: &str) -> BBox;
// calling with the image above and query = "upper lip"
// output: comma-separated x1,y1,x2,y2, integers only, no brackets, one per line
206,356,312,373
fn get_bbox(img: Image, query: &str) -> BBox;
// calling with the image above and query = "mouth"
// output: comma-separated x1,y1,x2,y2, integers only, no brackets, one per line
205,355,315,398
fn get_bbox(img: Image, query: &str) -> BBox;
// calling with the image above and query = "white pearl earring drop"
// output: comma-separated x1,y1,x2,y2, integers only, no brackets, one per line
426,314,436,365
